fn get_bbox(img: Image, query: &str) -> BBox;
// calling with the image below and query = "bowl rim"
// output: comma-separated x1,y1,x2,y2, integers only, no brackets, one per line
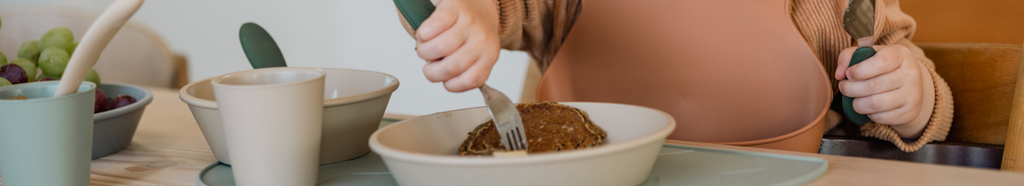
368,102,676,166
178,67,401,108
94,82,154,120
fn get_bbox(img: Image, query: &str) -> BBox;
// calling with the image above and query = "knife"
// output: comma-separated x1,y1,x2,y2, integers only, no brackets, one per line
842,0,876,125
394,0,529,151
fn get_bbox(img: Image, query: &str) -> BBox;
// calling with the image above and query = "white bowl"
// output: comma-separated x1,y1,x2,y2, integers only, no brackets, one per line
180,67,399,165
369,102,675,186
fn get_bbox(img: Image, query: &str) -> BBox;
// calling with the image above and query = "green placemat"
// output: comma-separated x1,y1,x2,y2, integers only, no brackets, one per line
198,118,827,186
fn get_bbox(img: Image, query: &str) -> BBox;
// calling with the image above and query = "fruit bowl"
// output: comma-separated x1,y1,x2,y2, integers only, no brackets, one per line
92,82,152,159
369,102,675,186
179,67,400,165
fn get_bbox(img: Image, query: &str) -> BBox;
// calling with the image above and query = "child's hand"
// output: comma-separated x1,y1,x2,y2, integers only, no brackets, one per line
415,0,501,92
835,45,932,137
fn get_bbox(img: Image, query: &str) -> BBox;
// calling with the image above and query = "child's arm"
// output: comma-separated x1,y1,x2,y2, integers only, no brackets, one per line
831,0,953,152
396,0,579,92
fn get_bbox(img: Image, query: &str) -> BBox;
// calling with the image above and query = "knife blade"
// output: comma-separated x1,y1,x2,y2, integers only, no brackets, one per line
842,0,876,125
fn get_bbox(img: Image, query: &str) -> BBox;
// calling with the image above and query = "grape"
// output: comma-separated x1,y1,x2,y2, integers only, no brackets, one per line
17,40,40,62
40,27,74,52
0,64,27,84
67,41,79,56
107,95,137,111
94,89,109,113
85,68,101,86
38,47,69,78
0,50,7,65
0,77,10,87
37,77,56,81
11,59,37,82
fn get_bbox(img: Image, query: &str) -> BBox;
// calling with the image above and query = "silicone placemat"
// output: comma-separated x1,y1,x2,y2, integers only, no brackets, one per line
198,119,827,186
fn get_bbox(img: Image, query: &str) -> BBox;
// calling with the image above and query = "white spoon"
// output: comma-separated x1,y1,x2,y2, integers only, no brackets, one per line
54,0,144,97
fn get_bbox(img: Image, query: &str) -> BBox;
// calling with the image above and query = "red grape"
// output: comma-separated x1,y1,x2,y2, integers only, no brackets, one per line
95,89,109,113
0,64,28,84
106,94,136,111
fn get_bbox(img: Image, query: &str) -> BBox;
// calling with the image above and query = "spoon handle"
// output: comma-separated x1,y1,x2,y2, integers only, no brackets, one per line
55,0,144,97
842,47,876,125
239,22,287,69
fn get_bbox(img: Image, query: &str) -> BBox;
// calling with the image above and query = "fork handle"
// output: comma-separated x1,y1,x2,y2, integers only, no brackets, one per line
394,0,435,31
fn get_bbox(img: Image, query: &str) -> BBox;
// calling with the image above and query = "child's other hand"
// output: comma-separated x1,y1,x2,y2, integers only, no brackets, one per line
835,45,931,136
415,0,501,92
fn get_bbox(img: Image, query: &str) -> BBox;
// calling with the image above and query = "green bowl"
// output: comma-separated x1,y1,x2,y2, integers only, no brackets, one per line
92,82,153,159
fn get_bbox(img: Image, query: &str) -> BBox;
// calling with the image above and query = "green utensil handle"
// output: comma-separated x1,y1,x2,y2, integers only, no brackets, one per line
843,47,876,125
239,23,287,69
394,0,435,31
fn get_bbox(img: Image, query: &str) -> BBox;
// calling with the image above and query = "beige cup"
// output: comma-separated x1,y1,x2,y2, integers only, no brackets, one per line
212,67,325,186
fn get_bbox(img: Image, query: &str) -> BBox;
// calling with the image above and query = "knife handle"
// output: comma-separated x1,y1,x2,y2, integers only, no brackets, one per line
394,0,435,31
843,47,876,125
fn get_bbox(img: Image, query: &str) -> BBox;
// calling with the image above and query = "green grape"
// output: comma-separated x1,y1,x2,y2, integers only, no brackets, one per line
67,41,79,56
85,68,101,86
0,77,10,87
17,40,40,62
0,50,7,65
10,58,36,82
38,47,69,78
40,27,74,52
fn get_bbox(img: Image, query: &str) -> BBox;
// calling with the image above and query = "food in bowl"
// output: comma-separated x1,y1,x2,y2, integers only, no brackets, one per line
369,102,675,186
460,101,606,156
0,25,103,88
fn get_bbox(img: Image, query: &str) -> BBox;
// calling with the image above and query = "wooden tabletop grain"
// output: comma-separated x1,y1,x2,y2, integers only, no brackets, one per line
6,86,1021,186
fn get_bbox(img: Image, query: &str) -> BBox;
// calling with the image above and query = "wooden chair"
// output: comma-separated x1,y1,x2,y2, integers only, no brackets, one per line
915,43,1024,172
0,6,188,89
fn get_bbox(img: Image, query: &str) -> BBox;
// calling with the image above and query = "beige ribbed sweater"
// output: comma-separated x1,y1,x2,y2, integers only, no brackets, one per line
401,0,953,152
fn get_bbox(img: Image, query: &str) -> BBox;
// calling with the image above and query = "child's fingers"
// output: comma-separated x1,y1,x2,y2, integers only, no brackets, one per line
422,42,482,83
416,1,458,42
866,98,919,125
852,89,906,115
846,46,908,81
416,21,469,61
835,47,856,81
443,46,498,92
837,68,906,97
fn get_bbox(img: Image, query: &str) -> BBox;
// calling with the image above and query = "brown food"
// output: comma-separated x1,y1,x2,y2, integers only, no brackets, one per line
7,95,27,100
459,101,606,156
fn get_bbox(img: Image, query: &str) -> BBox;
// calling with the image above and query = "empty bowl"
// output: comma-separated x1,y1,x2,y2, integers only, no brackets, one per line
369,102,675,186
179,67,399,165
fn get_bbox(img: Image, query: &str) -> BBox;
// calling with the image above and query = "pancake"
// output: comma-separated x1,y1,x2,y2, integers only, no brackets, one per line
459,101,606,156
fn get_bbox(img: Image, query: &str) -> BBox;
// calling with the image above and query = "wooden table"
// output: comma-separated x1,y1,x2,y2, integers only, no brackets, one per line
62,86,1024,185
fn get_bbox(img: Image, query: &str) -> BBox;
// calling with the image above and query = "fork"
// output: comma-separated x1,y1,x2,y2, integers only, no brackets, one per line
479,84,529,151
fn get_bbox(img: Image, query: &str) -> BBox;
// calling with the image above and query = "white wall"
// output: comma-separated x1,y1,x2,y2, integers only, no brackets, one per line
1,0,531,116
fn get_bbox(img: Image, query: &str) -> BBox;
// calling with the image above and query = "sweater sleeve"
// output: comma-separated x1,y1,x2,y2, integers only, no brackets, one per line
851,0,954,152
395,0,578,72
790,0,952,152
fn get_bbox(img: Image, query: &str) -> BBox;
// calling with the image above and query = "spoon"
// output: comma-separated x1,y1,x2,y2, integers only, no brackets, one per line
54,0,144,97
239,22,287,69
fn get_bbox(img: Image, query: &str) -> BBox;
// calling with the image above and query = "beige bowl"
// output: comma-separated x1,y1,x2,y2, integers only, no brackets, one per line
179,67,399,165
369,102,675,186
